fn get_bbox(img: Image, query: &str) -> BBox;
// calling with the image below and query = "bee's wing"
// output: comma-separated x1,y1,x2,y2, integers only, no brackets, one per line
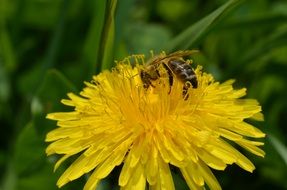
146,50,199,65
154,50,199,62
167,50,199,58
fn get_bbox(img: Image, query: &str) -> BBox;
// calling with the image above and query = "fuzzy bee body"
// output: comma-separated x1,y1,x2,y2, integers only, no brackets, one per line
168,59,198,88
140,51,198,98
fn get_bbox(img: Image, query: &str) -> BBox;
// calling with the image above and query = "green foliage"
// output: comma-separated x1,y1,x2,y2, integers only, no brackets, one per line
165,0,244,51
82,0,107,75
13,123,57,190
0,0,286,189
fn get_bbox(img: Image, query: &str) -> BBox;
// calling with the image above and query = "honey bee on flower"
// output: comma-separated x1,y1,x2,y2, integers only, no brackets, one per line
46,51,265,190
139,50,198,99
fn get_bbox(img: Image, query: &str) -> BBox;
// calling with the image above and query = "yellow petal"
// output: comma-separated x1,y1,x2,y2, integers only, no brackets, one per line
93,142,131,179
57,153,94,187
46,138,89,155
154,134,170,163
145,144,158,185
162,134,184,162
251,112,264,121
158,156,175,190
46,127,85,141
180,167,204,190
46,112,80,121
119,151,135,186
187,162,205,186
83,172,100,190
122,163,146,190
61,99,74,106
196,148,226,170
234,150,255,172
130,136,146,168
198,160,222,190
218,128,242,141
236,139,265,157
67,93,88,104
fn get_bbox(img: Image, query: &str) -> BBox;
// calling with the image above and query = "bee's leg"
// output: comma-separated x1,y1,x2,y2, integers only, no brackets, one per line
190,77,198,88
183,82,191,100
162,63,173,94
155,70,161,79
140,71,150,89
140,70,156,89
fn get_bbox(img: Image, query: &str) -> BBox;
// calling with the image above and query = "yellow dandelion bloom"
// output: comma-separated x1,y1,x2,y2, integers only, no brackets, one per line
46,52,265,190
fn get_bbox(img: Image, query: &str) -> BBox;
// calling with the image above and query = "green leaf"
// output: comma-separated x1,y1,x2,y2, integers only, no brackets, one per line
16,164,58,190
13,122,46,176
0,62,10,102
165,0,244,51
0,24,17,72
100,0,118,71
113,0,134,60
82,0,107,75
1,162,16,190
268,134,287,166
82,0,120,73
11,122,59,190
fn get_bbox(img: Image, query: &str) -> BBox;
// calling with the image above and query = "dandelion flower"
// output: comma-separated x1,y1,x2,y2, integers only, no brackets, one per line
46,51,265,190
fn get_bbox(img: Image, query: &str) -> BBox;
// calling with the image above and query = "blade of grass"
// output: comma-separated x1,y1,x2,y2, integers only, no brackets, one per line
100,0,117,71
0,0,17,72
1,162,16,190
268,134,287,166
165,0,244,52
0,29,16,72
113,0,134,59
82,0,107,76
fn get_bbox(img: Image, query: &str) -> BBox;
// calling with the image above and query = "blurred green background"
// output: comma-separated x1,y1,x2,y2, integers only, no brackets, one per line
1,0,287,189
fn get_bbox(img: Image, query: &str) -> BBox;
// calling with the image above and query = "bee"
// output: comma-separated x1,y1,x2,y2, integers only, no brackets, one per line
140,50,198,99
